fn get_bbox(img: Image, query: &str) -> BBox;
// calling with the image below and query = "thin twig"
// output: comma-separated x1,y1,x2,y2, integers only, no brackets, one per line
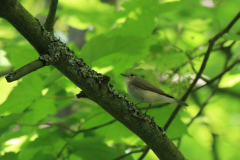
187,51,212,83
164,11,240,131
44,0,58,34
75,119,117,133
217,87,240,98
212,133,219,160
114,148,146,160
173,23,183,46
112,143,146,149
189,43,234,125
56,119,117,159
172,47,221,75
5,59,45,82
187,85,218,127
176,38,235,149
21,122,74,132
193,58,240,92
177,137,182,148
84,111,106,123
176,83,219,148
138,146,150,160
56,143,68,159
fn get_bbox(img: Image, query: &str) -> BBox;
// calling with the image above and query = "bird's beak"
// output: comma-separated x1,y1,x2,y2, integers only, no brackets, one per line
121,73,127,77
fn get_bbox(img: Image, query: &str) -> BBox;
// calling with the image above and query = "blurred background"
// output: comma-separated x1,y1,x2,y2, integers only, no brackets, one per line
0,0,240,159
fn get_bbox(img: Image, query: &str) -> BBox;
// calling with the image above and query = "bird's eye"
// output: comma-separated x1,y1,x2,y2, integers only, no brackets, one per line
130,74,134,76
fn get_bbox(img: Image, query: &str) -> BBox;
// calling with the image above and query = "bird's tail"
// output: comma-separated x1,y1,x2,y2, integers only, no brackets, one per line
174,99,188,106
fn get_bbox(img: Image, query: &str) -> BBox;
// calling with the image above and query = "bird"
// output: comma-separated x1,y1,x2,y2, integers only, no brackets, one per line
121,73,188,113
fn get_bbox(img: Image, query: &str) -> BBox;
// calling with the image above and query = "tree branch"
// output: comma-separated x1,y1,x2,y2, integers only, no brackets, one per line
76,91,88,98
172,46,221,75
187,85,218,127
164,11,240,131
114,148,146,160
177,51,231,148
21,122,73,132
212,133,219,160
138,146,150,160
44,0,58,34
76,119,117,133
5,59,44,82
193,58,240,92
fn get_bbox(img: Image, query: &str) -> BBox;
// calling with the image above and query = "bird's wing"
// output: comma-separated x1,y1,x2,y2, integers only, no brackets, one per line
131,77,174,98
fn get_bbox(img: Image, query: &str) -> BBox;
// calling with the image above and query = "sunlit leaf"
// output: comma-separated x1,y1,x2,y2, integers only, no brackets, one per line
0,75,43,115
67,137,132,160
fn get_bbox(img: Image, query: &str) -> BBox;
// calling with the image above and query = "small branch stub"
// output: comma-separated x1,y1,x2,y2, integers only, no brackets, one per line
76,91,88,99
5,59,44,82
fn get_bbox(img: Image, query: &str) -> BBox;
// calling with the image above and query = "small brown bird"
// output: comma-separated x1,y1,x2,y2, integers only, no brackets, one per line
121,73,188,113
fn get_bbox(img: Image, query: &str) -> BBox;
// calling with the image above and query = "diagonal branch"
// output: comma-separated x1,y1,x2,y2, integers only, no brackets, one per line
138,146,150,160
164,11,240,131
76,119,117,133
187,85,218,127
114,147,146,160
193,58,240,92
177,46,232,148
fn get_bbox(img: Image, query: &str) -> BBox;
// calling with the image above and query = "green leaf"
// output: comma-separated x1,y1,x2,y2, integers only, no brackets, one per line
120,0,181,16
4,41,38,69
0,113,25,129
20,129,67,159
92,53,147,77
18,148,40,160
21,98,56,124
148,106,188,139
180,135,212,160
146,51,187,73
0,152,18,160
111,14,155,37
158,1,182,14
59,0,116,33
0,75,43,115
80,35,147,65
43,68,63,87
67,137,132,160
82,112,142,145
203,51,226,78
223,33,240,40
31,151,55,160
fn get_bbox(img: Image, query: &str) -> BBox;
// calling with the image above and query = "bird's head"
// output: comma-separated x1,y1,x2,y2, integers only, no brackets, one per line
121,73,140,83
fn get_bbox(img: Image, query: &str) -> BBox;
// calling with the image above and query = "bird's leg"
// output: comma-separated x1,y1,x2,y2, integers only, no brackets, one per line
144,104,152,114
